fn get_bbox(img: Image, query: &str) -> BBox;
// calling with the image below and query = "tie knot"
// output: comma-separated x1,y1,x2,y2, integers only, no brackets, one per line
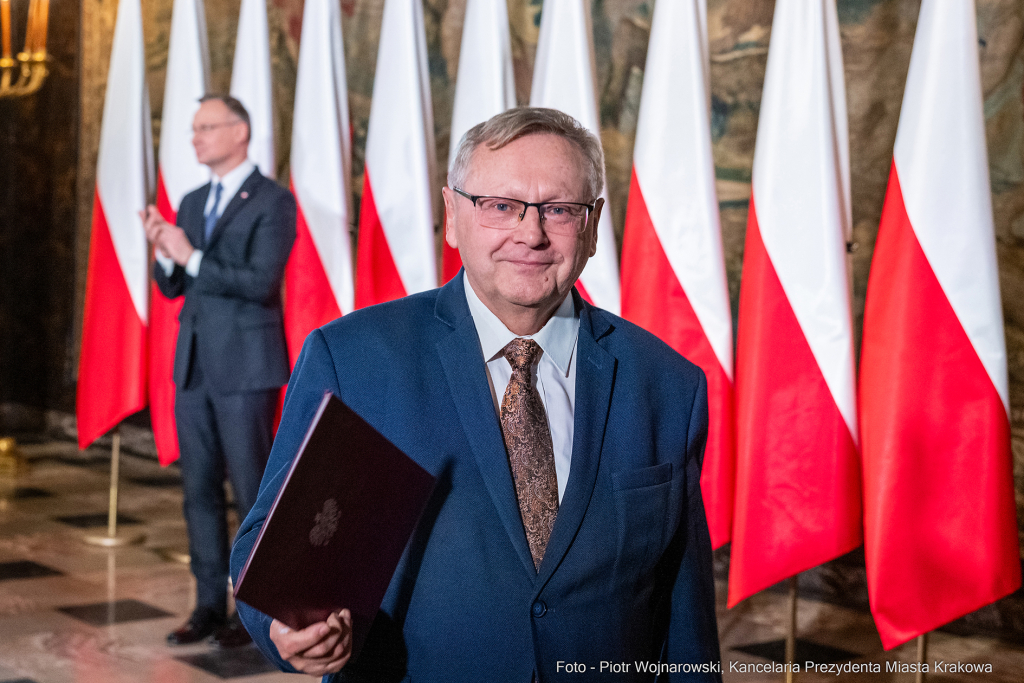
504,338,542,372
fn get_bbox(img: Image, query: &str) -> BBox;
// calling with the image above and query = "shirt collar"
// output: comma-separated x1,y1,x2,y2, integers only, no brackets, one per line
211,158,256,196
463,272,579,376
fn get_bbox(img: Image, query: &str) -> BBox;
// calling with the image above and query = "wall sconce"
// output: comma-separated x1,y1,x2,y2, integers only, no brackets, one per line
1,0,49,98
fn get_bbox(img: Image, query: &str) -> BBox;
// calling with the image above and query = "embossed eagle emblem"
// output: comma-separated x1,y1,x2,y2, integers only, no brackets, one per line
309,498,340,547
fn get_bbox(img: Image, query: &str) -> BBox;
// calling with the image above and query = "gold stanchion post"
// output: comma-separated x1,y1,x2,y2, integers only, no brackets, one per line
785,575,798,683
0,436,28,479
84,427,145,547
915,633,928,683
0,437,29,511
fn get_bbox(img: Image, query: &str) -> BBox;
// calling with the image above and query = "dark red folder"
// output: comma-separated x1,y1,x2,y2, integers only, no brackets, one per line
234,391,435,655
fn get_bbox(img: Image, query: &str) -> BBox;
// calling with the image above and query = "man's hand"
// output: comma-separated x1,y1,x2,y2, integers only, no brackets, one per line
269,610,353,676
140,205,195,265
140,205,170,258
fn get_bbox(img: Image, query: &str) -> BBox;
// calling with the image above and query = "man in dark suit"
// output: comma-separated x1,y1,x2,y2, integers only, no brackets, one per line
143,94,296,648
231,107,720,681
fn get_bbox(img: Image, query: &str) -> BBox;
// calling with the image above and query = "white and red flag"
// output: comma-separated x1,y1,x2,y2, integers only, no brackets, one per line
230,0,275,177
728,0,861,606
284,0,354,365
530,0,619,313
620,0,734,549
355,0,437,307
77,0,154,448
441,0,515,284
860,0,1020,649
150,0,210,466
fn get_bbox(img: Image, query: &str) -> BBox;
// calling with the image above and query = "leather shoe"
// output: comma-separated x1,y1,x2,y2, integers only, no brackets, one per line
212,614,252,648
167,607,225,645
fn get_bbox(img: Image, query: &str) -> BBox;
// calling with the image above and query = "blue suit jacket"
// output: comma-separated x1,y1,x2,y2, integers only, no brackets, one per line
231,275,722,682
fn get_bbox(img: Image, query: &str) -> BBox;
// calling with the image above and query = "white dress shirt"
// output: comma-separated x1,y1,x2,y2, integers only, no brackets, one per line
463,273,579,503
157,159,256,277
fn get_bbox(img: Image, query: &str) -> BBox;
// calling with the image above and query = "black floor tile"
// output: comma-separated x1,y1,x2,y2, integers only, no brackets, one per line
0,561,63,581
55,513,143,528
127,475,181,488
175,645,278,679
34,454,108,469
10,487,51,499
57,599,174,626
731,638,860,664
3,433,45,445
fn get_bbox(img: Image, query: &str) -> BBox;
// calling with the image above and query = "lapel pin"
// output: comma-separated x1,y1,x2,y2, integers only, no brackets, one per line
240,191,249,199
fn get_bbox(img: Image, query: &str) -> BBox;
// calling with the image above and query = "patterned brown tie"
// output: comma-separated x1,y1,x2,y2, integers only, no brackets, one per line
500,338,559,571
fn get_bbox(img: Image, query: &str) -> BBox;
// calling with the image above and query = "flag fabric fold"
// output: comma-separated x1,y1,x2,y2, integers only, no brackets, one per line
355,0,437,308
860,0,1020,649
150,0,210,466
77,0,154,449
530,0,619,314
230,0,275,178
728,0,861,607
441,0,515,284
285,0,354,365
620,0,734,549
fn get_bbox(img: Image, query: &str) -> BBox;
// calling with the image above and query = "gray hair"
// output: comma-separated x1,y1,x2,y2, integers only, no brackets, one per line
448,107,605,202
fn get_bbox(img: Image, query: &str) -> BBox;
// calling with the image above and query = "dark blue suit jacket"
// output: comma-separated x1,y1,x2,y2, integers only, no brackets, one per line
231,275,721,682
153,169,295,393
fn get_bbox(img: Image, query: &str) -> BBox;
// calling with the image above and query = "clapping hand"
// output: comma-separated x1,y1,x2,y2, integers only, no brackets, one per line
140,205,194,265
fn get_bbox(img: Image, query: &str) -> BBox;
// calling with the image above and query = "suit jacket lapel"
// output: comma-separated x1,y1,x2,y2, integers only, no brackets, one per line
186,183,211,249
205,169,262,251
435,277,537,576
537,294,616,582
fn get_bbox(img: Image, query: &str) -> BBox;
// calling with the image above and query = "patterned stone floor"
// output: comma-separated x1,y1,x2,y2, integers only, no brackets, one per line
0,438,1021,682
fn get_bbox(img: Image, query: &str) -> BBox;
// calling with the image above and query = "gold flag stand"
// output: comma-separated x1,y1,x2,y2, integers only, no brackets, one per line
785,575,798,683
83,427,145,547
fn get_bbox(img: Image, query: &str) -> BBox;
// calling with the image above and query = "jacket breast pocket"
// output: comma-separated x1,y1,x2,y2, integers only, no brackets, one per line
612,463,673,572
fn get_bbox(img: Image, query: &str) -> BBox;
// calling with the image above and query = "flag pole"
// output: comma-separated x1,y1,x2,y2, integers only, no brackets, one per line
84,426,145,547
915,633,928,683
785,575,798,683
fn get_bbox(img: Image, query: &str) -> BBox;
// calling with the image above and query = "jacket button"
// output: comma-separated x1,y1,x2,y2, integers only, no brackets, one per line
531,600,547,618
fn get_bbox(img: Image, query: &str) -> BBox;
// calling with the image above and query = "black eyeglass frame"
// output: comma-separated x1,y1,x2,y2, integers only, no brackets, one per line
451,187,596,228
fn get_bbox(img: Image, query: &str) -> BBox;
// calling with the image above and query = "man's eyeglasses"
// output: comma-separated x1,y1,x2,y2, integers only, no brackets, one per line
452,187,594,236
192,119,243,135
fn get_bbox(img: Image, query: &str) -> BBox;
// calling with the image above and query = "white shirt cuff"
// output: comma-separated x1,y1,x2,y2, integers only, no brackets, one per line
185,250,203,277
155,251,175,276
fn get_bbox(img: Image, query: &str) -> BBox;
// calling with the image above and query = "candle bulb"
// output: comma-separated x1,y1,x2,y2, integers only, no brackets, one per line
36,0,48,57
1,0,12,61
24,0,37,55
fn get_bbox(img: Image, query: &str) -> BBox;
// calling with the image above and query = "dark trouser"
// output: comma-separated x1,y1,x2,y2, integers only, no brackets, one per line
175,355,277,615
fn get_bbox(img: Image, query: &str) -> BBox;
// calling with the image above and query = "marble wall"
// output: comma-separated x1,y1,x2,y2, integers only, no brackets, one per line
28,0,1024,636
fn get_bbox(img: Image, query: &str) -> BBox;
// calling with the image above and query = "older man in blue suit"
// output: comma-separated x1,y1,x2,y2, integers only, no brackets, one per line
231,107,721,682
